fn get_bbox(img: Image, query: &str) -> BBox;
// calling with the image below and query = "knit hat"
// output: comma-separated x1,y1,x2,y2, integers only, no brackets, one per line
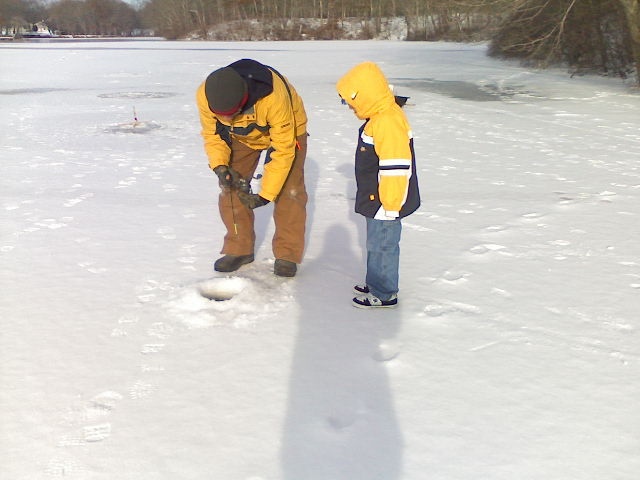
205,67,248,116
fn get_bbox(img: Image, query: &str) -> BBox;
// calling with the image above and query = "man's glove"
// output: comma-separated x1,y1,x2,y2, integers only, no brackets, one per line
229,169,250,193
213,165,252,193
238,191,270,209
213,165,233,188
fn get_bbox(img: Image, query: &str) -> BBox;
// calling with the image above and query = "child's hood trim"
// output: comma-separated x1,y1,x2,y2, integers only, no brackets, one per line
336,62,396,120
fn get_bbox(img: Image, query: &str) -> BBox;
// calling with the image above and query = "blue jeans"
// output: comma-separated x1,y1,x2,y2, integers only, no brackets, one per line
365,217,402,301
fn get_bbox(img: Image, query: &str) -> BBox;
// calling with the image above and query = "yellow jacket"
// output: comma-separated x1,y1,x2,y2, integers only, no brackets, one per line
336,61,419,218
197,63,307,201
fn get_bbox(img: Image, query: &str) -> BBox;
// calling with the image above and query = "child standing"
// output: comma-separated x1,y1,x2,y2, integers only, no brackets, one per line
336,62,421,308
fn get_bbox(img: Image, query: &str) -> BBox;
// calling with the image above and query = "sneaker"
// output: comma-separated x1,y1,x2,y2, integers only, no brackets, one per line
352,293,398,309
214,254,254,272
274,259,297,277
353,284,369,294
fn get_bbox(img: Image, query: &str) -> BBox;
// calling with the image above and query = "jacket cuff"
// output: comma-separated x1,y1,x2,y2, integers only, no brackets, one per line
374,206,399,220
209,160,227,170
259,190,277,202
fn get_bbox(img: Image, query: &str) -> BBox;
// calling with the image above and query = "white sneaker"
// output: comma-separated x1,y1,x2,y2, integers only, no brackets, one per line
352,293,398,309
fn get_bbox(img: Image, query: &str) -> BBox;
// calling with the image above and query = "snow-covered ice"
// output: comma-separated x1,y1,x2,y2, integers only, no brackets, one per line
1,40,639,480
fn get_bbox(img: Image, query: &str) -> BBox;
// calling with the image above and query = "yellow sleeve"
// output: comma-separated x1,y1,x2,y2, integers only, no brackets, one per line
371,112,412,215
258,78,298,201
196,82,231,170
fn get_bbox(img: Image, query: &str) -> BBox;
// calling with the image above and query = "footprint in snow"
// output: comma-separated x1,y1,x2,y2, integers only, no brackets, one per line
147,322,173,339
469,243,511,256
157,226,176,240
55,392,122,447
521,212,545,220
372,341,402,362
83,423,112,442
326,409,359,431
484,224,509,233
129,380,157,399
422,301,481,318
86,391,123,420
141,343,165,354
440,270,471,284
45,453,85,477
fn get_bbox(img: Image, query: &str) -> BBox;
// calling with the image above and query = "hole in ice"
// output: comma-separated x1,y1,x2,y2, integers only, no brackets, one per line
198,277,248,301
105,121,162,134
97,92,177,99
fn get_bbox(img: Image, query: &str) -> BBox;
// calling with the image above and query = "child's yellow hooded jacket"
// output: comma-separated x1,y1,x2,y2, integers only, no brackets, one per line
336,62,420,219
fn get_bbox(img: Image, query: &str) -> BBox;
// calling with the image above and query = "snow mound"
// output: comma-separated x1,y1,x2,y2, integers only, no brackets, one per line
198,277,249,301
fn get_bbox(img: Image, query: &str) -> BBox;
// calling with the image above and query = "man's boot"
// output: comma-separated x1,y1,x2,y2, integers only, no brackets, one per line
214,254,254,272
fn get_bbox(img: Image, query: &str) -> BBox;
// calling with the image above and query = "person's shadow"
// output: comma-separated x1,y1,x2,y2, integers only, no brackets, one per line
280,223,404,480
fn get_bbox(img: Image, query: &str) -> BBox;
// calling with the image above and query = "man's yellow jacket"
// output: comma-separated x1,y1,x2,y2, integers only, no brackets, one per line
197,59,307,201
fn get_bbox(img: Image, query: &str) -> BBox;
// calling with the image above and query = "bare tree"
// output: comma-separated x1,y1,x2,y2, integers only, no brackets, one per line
48,0,90,34
46,0,138,35
488,0,638,84
618,0,640,78
1,0,47,33
140,0,195,39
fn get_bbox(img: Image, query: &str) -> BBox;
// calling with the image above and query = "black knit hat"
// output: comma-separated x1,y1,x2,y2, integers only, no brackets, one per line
205,67,248,116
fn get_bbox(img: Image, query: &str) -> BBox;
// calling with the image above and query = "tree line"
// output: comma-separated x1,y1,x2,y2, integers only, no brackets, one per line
1,0,638,84
136,0,504,41
1,0,140,36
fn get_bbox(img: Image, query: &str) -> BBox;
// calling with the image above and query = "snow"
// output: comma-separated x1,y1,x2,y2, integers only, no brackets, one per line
1,40,639,480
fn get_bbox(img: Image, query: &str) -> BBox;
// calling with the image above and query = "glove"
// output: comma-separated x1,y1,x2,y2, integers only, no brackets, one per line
228,168,250,193
213,165,233,188
238,191,270,209
213,165,251,193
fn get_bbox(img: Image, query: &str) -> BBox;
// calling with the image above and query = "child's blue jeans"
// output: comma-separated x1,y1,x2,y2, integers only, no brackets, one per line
365,217,402,301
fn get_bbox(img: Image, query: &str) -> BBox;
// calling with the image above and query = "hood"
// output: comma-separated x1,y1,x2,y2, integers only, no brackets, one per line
336,62,396,120
229,58,274,109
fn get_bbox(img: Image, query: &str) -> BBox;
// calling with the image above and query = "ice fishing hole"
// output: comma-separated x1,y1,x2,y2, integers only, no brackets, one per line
105,121,162,134
97,92,177,99
198,277,248,301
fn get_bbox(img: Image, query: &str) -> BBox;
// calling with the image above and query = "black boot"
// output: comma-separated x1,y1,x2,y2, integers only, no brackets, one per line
214,254,254,272
274,259,297,277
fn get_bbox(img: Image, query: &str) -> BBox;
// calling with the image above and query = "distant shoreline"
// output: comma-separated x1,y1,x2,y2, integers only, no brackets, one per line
0,36,164,43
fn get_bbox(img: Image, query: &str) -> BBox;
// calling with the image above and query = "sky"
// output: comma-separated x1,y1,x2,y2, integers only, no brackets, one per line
1,39,639,480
